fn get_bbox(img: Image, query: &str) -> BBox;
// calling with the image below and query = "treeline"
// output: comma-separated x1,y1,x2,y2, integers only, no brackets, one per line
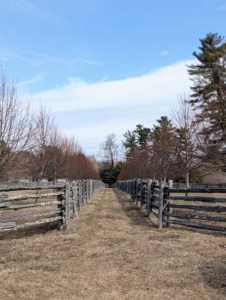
118,113,202,185
100,32,226,187
0,64,99,182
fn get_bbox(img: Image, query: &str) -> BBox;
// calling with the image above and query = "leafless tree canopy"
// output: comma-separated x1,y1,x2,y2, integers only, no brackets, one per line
98,133,119,169
0,64,99,182
0,66,34,179
171,96,202,187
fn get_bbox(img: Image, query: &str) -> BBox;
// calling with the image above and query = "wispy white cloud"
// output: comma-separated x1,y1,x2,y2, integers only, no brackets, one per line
61,102,176,156
2,51,69,67
18,74,43,87
160,51,169,56
2,52,41,64
5,0,70,26
26,59,195,155
77,59,102,67
28,60,194,112
26,51,69,64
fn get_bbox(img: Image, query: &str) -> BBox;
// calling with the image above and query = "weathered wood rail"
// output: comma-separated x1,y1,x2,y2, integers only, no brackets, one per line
113,180,226,232
0,180,104,233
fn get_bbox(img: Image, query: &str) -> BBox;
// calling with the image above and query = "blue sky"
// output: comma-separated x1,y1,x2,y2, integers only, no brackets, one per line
0,0,226,155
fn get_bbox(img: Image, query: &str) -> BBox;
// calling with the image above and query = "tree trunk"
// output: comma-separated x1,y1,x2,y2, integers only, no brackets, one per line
186,169,189,189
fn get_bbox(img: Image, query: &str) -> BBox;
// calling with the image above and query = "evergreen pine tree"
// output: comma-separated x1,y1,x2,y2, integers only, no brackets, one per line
187,32,226,141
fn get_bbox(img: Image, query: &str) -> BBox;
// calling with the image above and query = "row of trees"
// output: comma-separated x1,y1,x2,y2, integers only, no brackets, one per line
0,64,99,182
99,32,226,187
119,101,203,187
99,100,204,187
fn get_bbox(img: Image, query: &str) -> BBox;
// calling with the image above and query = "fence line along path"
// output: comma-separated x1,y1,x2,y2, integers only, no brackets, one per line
0,179,104,234
1,187,225,300
113,179,226,232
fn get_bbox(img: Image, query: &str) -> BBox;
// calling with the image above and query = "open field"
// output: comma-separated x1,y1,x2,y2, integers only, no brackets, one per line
0,188,226,299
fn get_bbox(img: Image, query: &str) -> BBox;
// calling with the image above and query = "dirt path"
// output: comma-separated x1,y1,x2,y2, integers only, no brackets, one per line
0,188,226,299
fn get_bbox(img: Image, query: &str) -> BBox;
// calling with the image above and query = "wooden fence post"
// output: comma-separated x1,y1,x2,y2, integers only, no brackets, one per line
85,180,88,203
89,179,93,199
147,179,152,217
132,179,136,202
82,180,85,206
167,180,173,228
72,181,77,218
164,185,171,228
89,180,91,198
92,181,94,195
57,186,64,230
126,181,128,196
129,180,132,199
65,182,70,230
131,180,134,201
140,180,144,209
87,179,90,202
134,179,136,201
135,180,139,205
78,181,82,211
158,182,163,229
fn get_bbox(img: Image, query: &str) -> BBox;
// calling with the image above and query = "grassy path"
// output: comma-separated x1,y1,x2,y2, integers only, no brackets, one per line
0,188,226,299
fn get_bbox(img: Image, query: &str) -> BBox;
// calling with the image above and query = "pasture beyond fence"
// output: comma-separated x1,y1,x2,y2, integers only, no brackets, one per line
113,179,226,232
0,180,104,233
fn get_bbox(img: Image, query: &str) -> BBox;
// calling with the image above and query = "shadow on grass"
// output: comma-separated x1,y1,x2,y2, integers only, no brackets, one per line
199,260,226,294
0,221,59,240
112,189,226,237
112,189,158,228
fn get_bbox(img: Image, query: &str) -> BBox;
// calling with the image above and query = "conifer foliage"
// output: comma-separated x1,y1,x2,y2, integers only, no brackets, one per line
187,32,226,141
187,33,226,170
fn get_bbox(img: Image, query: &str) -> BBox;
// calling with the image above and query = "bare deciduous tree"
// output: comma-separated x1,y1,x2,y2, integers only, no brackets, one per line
98,133,119,169
0,64,34,180
29,105,56,183
171,96,202,188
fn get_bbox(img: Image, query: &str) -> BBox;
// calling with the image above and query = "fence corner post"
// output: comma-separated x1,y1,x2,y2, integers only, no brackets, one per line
158,182,163,229
72,181,77,218
147,179,152,217
140,180,144,209
65,182,70,230
165,184,172,228
57,185,64,230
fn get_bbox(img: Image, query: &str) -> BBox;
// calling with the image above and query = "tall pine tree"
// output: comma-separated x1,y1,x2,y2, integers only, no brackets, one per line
187,32,226,141
187,33,226,171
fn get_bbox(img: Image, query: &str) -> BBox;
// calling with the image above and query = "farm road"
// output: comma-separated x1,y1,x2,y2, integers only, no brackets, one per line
1,188,226,300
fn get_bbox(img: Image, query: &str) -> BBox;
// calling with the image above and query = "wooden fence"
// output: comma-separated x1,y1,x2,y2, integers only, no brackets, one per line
0,179,104,233
113,179,226,232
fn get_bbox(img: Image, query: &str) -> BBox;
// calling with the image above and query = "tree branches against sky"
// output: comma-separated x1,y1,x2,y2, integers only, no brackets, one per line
0,0,226,155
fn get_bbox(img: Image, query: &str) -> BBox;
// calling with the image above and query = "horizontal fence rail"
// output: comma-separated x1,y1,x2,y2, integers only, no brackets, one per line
0,181,61,188
113,179,226,232
173,182,226,189
0,180,104,234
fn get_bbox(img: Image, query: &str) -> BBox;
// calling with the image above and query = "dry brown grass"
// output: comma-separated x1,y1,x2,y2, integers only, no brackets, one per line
0,188,226,299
